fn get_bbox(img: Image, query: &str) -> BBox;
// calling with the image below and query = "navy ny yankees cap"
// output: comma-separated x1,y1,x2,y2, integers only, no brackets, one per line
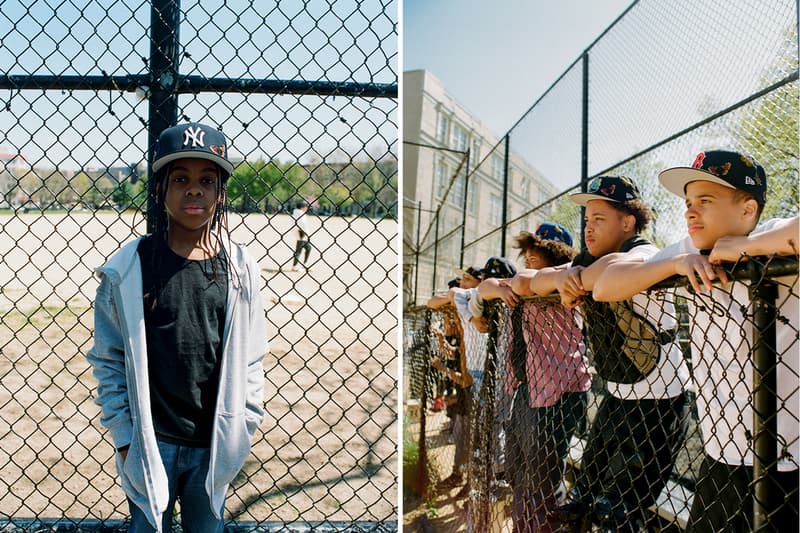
153,122,234,176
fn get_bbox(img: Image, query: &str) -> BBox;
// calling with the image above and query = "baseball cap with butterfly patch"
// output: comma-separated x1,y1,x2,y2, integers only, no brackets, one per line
658,149,767,206
570,176,642,206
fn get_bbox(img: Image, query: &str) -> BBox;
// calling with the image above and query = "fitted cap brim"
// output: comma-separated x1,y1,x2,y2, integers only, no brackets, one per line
569,192,621,206
152,151,234,175
455,268,480,280
658,167,736,199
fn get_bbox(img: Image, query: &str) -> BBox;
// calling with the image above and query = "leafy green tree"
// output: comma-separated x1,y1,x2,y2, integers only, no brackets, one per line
228,160,308,213
0,170,16,208
733,25,798,220
111,180,147,211
734,81,798,219
85,176,114,209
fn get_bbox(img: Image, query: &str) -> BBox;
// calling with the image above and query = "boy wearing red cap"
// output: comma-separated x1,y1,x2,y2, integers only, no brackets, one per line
594,150,799,532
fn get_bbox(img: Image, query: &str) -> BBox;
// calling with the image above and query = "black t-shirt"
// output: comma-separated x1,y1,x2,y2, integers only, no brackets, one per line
138,236,228,447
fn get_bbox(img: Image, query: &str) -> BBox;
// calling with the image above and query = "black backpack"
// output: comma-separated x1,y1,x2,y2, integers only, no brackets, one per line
572,236,676,384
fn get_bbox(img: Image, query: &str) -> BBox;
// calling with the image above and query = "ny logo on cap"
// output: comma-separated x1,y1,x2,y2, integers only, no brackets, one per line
183,126,206,148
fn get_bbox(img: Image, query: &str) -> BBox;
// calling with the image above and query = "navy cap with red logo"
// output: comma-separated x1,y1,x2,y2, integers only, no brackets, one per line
658,149,767,206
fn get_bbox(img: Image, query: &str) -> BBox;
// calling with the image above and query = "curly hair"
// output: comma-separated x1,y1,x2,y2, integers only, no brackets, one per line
513,232,576,267
609,199,654,234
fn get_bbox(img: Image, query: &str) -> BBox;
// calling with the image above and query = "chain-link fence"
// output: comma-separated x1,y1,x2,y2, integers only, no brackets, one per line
403,256,798,532
0,1,397,530
404,0,798,304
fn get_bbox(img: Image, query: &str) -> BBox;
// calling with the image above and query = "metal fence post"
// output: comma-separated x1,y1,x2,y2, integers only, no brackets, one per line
459,149,470,268
501,134,510,257
580,52,589,246
432,209,440,293
146,0,181,233
750,275,779,531
414,201,422,306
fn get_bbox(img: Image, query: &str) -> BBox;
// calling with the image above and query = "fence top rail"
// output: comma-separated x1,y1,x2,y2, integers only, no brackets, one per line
0,74,398,98
404,256,798,313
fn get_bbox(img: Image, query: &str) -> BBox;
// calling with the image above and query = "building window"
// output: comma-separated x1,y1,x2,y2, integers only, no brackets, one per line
451,124,468,152
451,169,465,207
468,181,478,214
538,186,551,206
520,176,530,201
471,139,481,166
489,193,502,226
437,114,450,144
436,161,447,199
492,154,503,181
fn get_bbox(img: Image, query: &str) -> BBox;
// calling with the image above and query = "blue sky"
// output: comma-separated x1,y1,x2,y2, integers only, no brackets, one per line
0,0,397,170
402,0,795,194
403,0,634,137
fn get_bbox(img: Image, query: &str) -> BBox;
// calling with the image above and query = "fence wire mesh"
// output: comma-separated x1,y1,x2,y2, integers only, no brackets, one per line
0,0,397,530
403,257,798,532
403,0,798,304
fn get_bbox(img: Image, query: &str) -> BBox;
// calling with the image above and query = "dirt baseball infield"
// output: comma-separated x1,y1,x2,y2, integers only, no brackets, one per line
0,211,398,523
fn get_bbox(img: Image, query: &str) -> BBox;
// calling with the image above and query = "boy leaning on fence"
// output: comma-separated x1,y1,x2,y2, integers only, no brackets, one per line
477,223,591,533
426,269,482,494
593,150,800,532
509,176,691,532
87,123,268,533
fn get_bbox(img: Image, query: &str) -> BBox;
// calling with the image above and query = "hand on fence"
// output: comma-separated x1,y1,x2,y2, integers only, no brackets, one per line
673,252,729,294
708,234,751,265
496,280,520,309
508,273,533,296
556,266,588,308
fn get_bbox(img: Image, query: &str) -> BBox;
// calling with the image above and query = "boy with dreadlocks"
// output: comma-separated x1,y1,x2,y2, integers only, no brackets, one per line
87,123,267,532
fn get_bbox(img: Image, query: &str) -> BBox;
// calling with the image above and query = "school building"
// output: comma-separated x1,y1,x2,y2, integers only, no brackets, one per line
402,69,559,306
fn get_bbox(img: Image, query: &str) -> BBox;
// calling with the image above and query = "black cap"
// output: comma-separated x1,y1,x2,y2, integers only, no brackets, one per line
480,256,517,279
153,122,233,177
659,150,767,206
570,176,642,206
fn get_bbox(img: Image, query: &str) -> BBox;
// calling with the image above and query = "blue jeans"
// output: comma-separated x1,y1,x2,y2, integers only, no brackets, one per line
128,440,224,533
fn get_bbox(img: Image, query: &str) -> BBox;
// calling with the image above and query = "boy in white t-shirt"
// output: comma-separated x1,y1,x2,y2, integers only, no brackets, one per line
593,150,799,532
509,176,690,531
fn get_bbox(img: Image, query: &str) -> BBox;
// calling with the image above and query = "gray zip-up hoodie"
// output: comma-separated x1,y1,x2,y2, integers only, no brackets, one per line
87,237,267,530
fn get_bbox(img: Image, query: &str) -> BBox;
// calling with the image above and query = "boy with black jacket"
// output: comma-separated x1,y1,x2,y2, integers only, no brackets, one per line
509,176,690,531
